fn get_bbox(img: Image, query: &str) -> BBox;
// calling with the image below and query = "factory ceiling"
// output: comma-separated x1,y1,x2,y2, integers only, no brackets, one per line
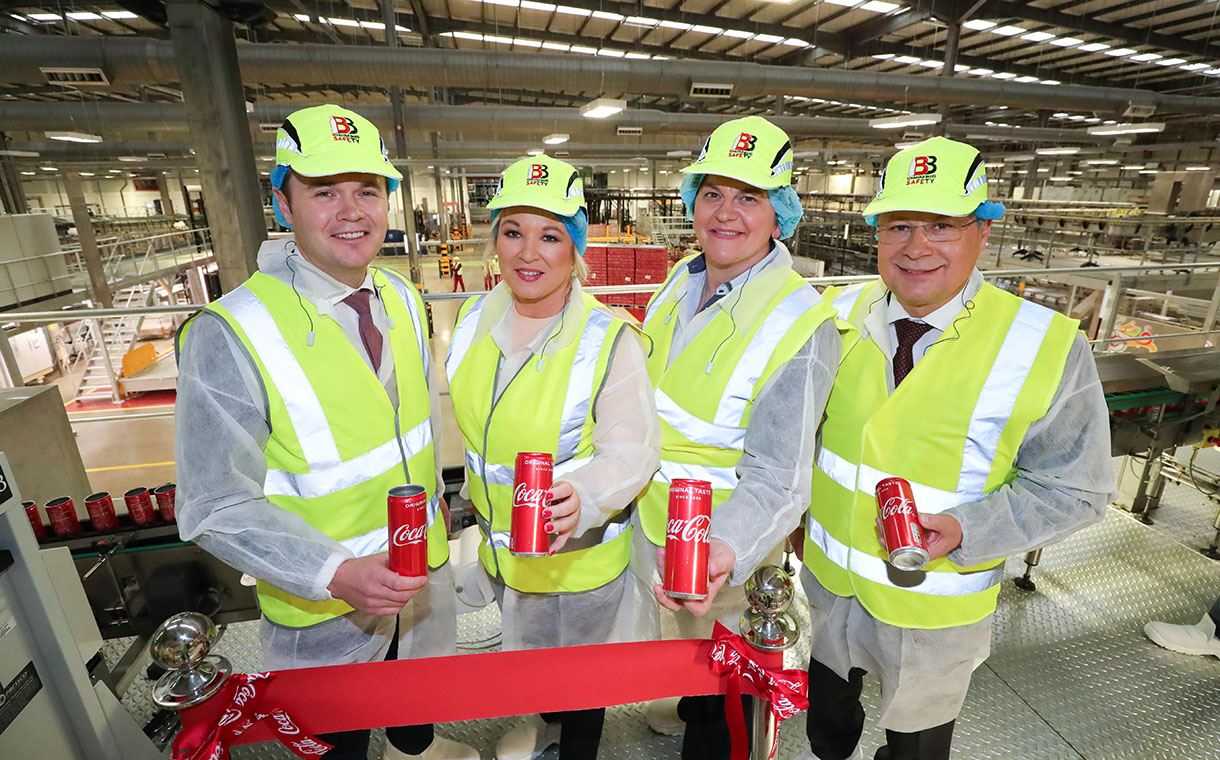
2,0,1220,172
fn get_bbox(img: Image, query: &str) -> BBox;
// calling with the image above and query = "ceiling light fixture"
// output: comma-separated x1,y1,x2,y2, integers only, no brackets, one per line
870,113,942,129
543,133,569,145
45,131,102,143
1036,147,1080,155
1086,122,1165,135
580,97,626,119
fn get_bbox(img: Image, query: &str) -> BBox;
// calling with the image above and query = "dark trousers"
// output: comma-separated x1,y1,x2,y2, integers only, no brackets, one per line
541,708,606,760
806,656,955,760
319,627,434,759
1208,593,1220,628
678,694,754,760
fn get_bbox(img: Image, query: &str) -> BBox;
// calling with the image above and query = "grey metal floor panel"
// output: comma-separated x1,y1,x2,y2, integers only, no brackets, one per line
109,491,1220,759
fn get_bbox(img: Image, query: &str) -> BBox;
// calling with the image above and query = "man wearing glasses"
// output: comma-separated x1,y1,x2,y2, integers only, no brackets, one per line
796,137,1113,760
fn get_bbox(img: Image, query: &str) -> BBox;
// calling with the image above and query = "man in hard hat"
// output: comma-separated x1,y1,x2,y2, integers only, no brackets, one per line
798,136,1113,760
175,104,476,760
636,115,846,759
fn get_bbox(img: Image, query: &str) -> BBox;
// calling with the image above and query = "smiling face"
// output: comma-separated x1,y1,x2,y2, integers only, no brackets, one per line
495,207,577,318
876,210,990,318
692,175,780,287
274,171,389,288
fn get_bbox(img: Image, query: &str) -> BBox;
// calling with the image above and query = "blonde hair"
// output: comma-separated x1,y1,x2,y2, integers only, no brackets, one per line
489,215,587,283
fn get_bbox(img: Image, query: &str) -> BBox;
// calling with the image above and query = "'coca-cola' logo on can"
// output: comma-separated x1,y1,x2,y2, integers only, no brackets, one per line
880,495,916,520
513,482,548,508
392,524,427,546
666,514,711,543
218,707,243,727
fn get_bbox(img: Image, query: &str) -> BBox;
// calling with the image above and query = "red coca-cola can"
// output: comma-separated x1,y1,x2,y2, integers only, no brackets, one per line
663,479,713,600
876,477,929,570
510,452,553,557
388,484,429,577
45,496,82,537
153,483,177,522
123,486,158,526
84,491,120,532
23,501,47,541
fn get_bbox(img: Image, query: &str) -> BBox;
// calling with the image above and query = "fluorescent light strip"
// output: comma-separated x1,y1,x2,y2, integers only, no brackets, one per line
962,19,996,31
1020,31,1056,42
1078,42,1110,52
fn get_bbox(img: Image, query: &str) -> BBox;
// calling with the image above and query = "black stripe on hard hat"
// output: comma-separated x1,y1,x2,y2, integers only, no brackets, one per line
280,118,303,153
963,153,985,192
770,140,792,170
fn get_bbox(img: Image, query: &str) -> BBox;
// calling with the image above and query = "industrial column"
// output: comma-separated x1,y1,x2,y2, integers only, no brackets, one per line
156,172,176,217
379,0,423,284
935,16,962,136
0,133,30,215
165,0,265,294
62,171,113,309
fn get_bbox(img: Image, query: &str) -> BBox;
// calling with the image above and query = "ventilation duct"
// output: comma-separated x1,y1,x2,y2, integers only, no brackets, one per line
689,82,734,98
40,66,110,86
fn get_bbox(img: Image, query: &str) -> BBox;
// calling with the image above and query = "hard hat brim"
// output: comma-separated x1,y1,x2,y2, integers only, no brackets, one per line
276,151,403,183
862,190,981,220
485,196,584,218
679,160,788,191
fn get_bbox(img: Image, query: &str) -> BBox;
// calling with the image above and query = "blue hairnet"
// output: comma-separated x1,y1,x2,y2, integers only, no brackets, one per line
491,207,588,255
679,173,803,239
269,163,402,230
864,200,1006,227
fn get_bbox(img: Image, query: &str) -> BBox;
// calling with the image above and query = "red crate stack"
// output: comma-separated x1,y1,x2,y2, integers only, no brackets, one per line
584,244,608,288
634,245,671,307
606,246,636,307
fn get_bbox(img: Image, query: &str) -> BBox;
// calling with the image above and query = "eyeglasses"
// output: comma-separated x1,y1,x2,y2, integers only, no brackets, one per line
876,218,979,244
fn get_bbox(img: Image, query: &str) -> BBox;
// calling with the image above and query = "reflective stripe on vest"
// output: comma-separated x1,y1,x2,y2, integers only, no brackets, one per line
446,293,486,380
224,288,434,509
558,308,615,459
645,264,688,323
653,286,829,482
477,514,630,553
375,267,429,370
831,283,868,321
464,448,586,488
805,512,1003,596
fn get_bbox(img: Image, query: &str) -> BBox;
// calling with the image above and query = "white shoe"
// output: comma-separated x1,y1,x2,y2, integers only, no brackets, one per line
644,696,684,736
495,714,560,760
384,735,479,760
1145,614,1220,658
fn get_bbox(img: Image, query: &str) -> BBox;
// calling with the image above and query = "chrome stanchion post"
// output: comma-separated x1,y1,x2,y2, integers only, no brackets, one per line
739,565,800,760
149,611,232,709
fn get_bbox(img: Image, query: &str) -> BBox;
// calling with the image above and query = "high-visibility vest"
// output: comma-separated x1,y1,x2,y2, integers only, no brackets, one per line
636,254,839,546
446,291,634,593
804,280,1078,629
183,267,448,627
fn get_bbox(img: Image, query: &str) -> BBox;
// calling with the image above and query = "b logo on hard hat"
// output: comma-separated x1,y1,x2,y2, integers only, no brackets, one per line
907,155,937,185
527,163,550,185
330,115,360,143
729,133,757,158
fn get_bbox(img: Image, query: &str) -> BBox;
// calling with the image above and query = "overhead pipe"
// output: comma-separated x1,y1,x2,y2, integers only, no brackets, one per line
3,36,1220,115
0,101,1112,145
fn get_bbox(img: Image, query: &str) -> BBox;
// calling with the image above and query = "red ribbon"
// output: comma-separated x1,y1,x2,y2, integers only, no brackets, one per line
171,673,332,760
708,622,810,760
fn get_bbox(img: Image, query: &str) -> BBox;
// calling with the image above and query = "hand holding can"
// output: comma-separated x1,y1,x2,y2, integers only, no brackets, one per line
510,452,553,556
876,477,930,571
663,479,713,600
388,485,429,577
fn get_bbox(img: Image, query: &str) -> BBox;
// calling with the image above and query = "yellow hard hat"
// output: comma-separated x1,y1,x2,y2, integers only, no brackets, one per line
863,136,993,222
486,154,585,217
273,104,402,183
681,116,794,190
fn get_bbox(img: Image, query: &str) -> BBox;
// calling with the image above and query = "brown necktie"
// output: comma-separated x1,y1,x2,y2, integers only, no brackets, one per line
893,318,933,387
342,288,383,373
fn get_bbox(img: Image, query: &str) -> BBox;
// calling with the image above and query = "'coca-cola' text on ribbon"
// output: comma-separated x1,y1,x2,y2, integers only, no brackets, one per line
707,622,809,760
171,673,333,760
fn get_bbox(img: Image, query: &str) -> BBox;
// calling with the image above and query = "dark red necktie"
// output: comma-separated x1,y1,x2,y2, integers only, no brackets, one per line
342,288,383,373
893,318,933,387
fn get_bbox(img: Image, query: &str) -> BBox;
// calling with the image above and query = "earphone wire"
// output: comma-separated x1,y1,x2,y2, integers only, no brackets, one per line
284,247,317,346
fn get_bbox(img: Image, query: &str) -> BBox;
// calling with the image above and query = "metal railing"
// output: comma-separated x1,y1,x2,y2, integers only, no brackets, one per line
4,259,1220,392
61,227,213,284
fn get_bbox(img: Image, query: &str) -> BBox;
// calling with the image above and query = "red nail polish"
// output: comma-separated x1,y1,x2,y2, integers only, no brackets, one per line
544,523,554,533
542,509,552,518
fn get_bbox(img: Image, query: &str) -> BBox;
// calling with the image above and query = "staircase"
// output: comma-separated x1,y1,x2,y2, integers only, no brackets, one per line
72,282,155,403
